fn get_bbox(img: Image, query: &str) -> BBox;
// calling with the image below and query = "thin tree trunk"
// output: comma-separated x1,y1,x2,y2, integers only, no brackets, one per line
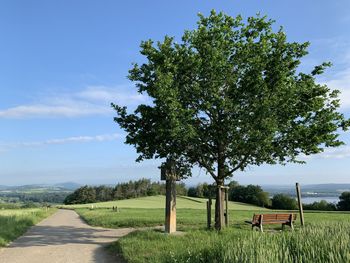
214,140,225,230
214,178,224,230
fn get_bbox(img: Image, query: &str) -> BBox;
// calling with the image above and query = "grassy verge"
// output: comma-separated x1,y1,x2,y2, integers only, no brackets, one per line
76,206,350,262
0,208,56,246
114,222,350,263
72,196,350,262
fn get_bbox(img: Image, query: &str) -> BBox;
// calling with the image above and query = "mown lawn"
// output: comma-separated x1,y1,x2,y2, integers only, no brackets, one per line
0,208,56,246
73,195,269,230
64,195,266,210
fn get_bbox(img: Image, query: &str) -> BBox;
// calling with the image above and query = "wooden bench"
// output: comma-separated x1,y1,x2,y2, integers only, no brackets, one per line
245,213,297,232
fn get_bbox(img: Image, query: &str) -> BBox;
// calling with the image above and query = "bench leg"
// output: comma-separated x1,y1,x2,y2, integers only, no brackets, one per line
290,222,294,231
252,224,263,232
282,223,285,230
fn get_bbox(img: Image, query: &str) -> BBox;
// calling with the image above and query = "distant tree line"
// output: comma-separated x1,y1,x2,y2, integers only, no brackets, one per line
64,178,350,211
0,192,69,204
267,192,350,211
64,178,187,204
188,181,270,208
303,200,336,211
188,181,350,211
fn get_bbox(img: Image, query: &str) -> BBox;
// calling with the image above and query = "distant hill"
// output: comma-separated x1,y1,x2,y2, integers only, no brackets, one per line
0,182,81,204
0,182,81,192
302,184,350,192
54,182,81,190
262,183,350,197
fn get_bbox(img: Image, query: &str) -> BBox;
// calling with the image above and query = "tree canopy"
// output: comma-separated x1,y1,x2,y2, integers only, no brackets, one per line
113,11,348,184
112,10,349,229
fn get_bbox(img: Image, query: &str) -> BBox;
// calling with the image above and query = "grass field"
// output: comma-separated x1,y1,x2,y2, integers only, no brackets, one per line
64,195,266,210
114,221,350,263
69,195,350,263
0,208,56,247
69,195,268,229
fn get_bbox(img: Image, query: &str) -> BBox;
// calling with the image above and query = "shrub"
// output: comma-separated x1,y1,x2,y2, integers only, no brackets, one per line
229,184,271,207
303,200,336,211
271,194,297,210
337,192,350,211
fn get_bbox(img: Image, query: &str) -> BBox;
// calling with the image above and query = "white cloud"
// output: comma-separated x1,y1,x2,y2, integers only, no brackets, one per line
301,145,350,160
0,103,109,118
77,86,146,103
324,67,350,110
0,86,149,119
319,146,350,159
0,133,122,151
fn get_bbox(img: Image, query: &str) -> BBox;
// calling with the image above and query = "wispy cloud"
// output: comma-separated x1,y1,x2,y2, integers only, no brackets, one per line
319,146,350,159
301,145,350,160
0,85,148,119
77,86,146,103
0,103,109,118
311,38,350,111
0,133,122,152
324,67,350,110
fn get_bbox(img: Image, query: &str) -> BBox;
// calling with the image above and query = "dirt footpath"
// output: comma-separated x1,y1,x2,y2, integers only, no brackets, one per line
0,209,134,263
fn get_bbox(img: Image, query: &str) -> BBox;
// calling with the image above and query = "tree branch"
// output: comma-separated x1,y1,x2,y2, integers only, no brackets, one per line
197,158,216,179
227,154,250,176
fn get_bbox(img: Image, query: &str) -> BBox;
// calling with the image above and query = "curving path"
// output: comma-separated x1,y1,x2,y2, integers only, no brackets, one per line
0,209,134,263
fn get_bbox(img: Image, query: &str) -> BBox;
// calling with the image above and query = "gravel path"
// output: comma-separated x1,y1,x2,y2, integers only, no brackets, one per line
0,209,134,263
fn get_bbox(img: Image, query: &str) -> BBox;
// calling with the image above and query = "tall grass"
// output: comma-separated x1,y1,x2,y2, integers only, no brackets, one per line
0,208,56,246
116,222,350,263
73,196,350,262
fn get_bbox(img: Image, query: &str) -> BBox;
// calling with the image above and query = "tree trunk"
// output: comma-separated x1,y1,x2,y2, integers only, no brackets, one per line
214,179,224,230
214,140,226,230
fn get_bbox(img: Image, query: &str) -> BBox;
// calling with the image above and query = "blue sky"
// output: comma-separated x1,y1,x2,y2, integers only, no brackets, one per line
1,0,350,186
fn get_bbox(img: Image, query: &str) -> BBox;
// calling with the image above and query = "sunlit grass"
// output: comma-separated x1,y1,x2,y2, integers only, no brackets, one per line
64,195,268,210
0,208,56,246
114,222,350,263
71,195,350,263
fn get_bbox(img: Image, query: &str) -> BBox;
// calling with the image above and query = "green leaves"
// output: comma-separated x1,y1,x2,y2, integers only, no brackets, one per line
112,10,349,182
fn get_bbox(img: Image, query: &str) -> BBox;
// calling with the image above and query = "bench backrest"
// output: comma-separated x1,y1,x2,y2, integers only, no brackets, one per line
252,213,297,223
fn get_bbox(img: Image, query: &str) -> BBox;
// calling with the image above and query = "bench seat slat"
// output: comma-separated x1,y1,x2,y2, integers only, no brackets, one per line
259,221,291,224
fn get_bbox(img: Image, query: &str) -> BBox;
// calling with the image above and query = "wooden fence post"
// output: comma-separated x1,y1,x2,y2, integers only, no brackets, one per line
296,182,305,226
207,197,212,229
225,187,229,227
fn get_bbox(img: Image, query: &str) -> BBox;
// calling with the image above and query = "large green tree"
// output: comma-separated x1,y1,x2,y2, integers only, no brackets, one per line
112,11,349,229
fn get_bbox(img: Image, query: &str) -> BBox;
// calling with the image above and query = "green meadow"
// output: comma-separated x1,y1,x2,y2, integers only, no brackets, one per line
64,195,265,210
64,195,350,262
0,208,56,247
